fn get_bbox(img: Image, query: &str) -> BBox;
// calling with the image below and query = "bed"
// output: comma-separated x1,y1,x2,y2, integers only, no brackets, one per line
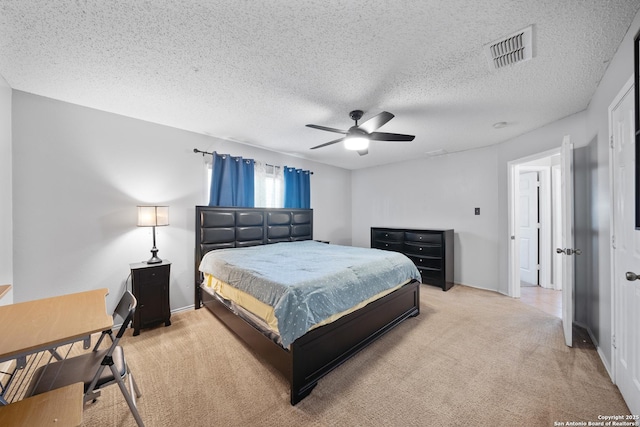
194,206,421,404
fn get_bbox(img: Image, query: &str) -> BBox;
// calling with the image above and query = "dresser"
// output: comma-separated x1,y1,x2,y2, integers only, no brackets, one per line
129,260,172,335
371,228,454,291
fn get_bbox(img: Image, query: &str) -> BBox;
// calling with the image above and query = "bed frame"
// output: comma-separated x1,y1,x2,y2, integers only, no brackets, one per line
194,206,420,405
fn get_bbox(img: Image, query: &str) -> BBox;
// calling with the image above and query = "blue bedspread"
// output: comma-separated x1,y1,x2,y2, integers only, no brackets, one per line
199,240,421,347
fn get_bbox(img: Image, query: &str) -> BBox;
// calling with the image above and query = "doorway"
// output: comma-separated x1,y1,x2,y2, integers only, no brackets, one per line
509,149,563,301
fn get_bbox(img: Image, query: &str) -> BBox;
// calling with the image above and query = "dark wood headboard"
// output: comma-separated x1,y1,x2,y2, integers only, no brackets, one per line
194,206,313,307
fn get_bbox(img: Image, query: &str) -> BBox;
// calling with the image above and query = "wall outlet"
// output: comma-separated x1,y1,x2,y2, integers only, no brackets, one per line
475,207,480,215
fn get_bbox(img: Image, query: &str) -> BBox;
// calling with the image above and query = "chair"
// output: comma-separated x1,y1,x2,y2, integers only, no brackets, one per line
26,290,144,427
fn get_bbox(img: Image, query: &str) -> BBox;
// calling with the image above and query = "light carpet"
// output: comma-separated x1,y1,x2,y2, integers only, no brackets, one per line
82,284,630,426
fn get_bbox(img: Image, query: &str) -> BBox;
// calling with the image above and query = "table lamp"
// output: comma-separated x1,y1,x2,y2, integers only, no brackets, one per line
137,206,169,264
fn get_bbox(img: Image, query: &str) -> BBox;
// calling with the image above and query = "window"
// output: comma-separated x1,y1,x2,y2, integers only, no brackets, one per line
255,162,284,208
206,161,284,207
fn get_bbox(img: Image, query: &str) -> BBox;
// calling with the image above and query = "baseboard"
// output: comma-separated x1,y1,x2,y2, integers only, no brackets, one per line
171,304,194,314
116,305,195,332
454,282,504,295
583,324,614,382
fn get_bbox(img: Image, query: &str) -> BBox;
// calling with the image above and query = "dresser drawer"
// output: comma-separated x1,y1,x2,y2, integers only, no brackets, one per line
405,231,441,244
407,255,442,270
135,265,170,284
373,241,404,252
372,230,404,242
403,241,442,257
419,267,443,283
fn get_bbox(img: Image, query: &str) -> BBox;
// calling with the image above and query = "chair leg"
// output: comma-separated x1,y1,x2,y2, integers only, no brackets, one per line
127,373,136,407
129,370,142,399
109,365,145,427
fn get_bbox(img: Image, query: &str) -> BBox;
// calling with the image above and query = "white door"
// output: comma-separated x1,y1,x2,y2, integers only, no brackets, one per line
611,80,640,414
558,136,576,347
519,172,539,285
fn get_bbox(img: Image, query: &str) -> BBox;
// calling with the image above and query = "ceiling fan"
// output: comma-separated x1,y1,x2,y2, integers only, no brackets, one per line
306,110,415,156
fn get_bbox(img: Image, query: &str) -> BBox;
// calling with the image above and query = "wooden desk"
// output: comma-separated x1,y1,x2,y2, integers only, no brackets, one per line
0,288,112,364
0,382,83,426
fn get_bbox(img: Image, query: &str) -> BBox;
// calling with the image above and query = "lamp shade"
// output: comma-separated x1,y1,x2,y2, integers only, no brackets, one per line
137,206,169,227
344,136,369,151
344,127,369,151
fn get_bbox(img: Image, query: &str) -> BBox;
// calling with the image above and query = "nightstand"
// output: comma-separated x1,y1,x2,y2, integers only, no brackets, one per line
129,260,171,336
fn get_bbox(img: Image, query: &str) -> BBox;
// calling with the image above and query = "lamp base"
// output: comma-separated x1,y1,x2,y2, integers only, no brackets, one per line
146,247,162,264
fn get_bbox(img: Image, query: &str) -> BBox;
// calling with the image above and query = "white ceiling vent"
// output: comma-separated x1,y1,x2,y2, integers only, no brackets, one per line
484,25,533,70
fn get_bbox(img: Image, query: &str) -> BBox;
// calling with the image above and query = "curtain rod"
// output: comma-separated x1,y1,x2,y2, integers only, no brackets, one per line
193,148,278,168
193,148,313,174
193,148,213,156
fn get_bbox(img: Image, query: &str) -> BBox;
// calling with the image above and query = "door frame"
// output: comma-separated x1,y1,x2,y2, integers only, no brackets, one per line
508,147,559,298
608,75,634,384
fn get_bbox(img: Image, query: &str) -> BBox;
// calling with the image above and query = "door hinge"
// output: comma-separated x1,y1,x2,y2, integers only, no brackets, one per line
537,264,541,270
612,334,617,349
610,135,614,149
612,235,616,249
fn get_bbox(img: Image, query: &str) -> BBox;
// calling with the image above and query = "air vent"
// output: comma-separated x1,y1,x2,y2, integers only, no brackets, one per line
484,25,533,70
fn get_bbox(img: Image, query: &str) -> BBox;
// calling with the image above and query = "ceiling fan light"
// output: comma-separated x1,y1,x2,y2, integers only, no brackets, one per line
344,135,369,151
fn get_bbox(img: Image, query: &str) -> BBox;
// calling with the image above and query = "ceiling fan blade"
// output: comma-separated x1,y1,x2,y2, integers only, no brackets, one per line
358,111,394,133
369,132,415,142
357,149,369,156
306,124,348,134
310,137,344,150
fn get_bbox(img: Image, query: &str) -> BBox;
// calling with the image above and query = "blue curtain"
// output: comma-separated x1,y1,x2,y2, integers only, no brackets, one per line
284,167,311,208
209,152,255,207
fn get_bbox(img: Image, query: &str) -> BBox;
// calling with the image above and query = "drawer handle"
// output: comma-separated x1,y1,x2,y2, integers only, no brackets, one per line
385,243,389,247
419,247,423,251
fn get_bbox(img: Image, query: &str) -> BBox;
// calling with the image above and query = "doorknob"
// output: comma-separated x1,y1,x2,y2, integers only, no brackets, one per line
556,248,583,255
626,272,640,281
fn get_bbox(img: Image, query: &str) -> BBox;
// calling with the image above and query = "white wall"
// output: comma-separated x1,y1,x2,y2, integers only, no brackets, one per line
11,91,351,312
0,74,12,306
352,146,500,291
352,112,588,294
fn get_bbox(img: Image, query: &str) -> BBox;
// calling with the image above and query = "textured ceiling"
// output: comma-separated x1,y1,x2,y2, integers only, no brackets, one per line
1,1,638,170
